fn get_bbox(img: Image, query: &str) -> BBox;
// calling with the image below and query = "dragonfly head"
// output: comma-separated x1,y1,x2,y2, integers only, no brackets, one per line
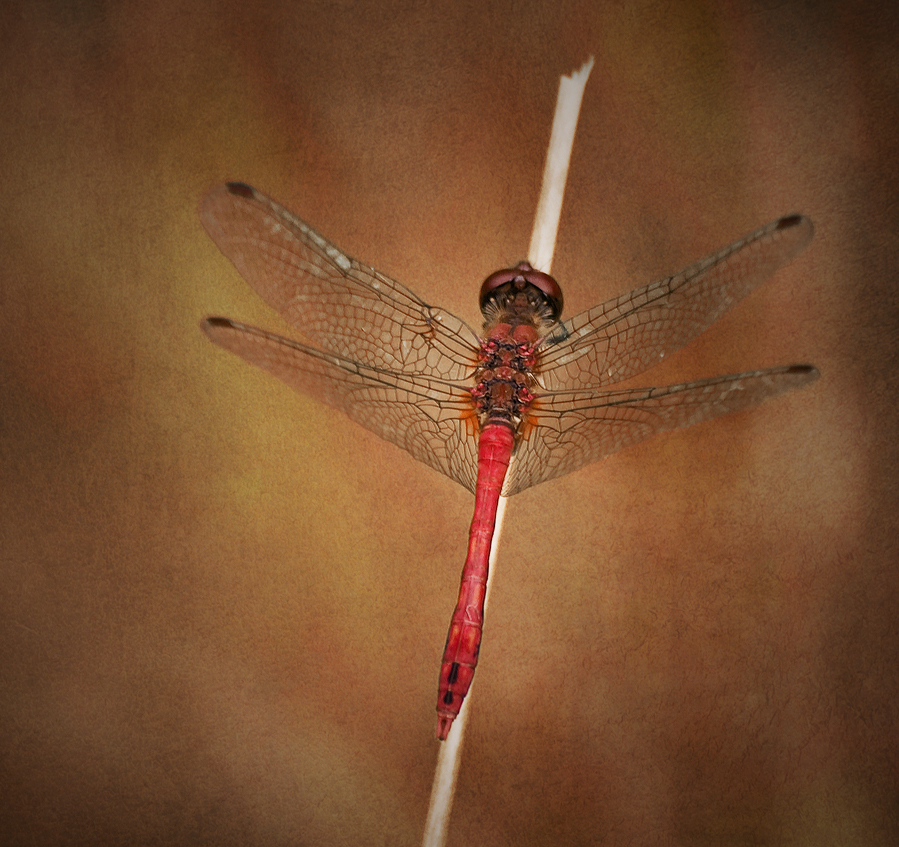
479,261,564,326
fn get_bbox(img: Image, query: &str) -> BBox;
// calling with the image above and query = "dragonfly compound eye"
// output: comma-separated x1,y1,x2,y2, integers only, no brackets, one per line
479,261,564,322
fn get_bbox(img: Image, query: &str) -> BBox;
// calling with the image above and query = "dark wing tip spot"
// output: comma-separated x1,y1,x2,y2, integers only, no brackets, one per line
787,364,820,377
204,316,236,329
225,182,255,198
777,214,803,229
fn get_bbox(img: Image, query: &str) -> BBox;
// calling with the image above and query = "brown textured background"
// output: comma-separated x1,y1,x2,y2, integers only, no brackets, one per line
2,1,897,844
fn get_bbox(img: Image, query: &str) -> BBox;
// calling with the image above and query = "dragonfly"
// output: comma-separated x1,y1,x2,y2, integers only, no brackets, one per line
200,182,818,740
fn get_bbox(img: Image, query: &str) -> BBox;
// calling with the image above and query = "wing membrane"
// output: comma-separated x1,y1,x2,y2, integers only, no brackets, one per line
504,365,819,495
200,183,481,380
203,318,480,493
201,188,818,497
538,216,814,391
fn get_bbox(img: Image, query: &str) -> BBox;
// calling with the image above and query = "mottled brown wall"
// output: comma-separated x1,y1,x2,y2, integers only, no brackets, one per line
2,1,897,845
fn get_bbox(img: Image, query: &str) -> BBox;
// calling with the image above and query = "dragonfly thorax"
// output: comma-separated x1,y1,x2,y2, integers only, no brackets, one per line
471,331,538,428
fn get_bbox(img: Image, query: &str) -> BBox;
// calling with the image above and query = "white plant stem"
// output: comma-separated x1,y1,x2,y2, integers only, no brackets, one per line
422,56,594,847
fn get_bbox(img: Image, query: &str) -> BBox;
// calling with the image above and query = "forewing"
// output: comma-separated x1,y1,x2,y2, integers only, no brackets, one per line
503,365,819,496
200,183,481,380
203,318,480,494
538,215,814,391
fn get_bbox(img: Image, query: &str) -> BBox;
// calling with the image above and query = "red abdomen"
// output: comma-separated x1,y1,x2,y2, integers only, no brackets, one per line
436,423,514,740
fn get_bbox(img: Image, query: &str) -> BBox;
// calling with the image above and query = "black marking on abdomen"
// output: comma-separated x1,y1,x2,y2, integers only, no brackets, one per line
448,662,460,685
443,691,454,705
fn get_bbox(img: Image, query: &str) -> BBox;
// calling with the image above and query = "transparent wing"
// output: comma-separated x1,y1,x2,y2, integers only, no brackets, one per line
503,365,819,496
200,183,481,380
537,215,814,391
203,318,481,493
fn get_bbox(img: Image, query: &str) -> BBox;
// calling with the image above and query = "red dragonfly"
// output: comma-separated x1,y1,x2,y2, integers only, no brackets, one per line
200,182,818,740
